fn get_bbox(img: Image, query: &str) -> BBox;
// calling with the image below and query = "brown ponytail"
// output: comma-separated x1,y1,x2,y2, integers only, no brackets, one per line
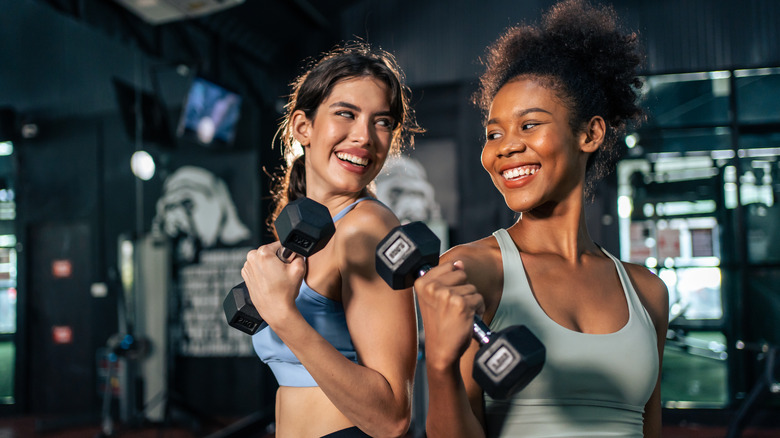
266,154,306,234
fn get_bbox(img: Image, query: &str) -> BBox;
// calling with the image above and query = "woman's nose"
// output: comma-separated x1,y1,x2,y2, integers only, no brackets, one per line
349,120,371,145
496,134,525,157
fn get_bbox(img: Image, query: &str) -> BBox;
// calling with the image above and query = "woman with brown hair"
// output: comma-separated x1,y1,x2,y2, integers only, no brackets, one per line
242,41,422,438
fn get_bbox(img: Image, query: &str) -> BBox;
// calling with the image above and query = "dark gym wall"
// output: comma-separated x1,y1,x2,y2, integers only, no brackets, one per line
342,0,780,86
4,1,144,414
28,222,94,414
3,0,277,418
19,115,122,414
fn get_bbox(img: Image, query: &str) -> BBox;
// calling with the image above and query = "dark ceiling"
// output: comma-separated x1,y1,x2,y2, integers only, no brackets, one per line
33,0,365,106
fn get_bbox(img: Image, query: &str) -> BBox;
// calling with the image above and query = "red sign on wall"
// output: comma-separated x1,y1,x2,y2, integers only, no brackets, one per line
52,326,73,344
52,259,72,278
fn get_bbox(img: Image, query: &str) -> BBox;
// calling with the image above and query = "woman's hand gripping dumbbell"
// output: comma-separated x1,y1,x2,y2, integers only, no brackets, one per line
375,221,546,399
223,198,335,335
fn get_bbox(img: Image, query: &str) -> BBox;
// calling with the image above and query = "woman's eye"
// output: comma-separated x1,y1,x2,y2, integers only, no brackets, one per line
336,111,355,119
376,118,394,129
486,131,502,141
522,122,538,130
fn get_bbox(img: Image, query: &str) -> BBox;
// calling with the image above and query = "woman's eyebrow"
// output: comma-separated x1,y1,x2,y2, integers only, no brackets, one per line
486,107,552,126
329,101,360,111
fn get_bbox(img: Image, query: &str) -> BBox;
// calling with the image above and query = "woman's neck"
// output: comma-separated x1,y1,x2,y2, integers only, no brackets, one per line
507,197,600,262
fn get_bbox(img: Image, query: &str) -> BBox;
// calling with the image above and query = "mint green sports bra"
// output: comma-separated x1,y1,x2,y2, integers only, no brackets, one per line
485,228,659,438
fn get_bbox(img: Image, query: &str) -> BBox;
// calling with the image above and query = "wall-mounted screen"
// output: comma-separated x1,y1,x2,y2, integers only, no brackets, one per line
177,77,242,147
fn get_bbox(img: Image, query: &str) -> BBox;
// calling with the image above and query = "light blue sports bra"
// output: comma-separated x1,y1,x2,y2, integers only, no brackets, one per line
251,197,373,387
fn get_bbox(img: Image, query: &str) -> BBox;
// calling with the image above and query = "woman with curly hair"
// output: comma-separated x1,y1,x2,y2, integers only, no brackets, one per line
414,1,668,437
242,41,421,437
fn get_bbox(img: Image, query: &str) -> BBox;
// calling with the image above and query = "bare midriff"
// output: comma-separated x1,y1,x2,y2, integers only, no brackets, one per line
274,386,354,438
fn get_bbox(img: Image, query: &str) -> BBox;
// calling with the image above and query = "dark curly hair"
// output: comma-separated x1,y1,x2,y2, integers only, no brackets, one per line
268,41,422,232
473,0,645,197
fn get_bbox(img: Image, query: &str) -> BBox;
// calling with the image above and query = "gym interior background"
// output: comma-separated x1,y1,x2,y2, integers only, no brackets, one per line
1,0,779,436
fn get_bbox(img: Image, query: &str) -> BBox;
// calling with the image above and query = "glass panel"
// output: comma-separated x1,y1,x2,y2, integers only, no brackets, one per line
662,267,723,320
0,341,13,404
627,69,780,411
662,331,728,407
618,156,724,323
0,245,16,335
633,127,732,155
640,72,730,128
0,147,15,407
740,132,780,150
735,68,780,124
0,149,15,336
0,287,15,334
739,153,780,264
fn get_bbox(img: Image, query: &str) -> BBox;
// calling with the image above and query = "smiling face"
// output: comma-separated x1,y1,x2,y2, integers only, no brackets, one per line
481,77,591,214
292,76,395,199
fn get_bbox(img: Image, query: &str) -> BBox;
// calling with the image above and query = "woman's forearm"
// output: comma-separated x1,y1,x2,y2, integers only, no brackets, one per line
425,362,486,438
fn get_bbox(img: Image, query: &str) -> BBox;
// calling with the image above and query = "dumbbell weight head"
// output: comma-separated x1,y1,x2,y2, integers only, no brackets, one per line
473,324,546,400
376,221,441,290
223,197,335,335
275,197,336,259
223,282,265,335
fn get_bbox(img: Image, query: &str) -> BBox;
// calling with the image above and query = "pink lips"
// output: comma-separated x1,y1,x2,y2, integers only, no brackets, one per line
335,148,372,174
498,163,540,188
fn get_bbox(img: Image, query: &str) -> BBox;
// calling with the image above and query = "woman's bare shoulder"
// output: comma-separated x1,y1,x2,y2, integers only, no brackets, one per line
441,235,504,304
335,200,400,240
441,235,500,264
622,262,670,327
332,199,401,267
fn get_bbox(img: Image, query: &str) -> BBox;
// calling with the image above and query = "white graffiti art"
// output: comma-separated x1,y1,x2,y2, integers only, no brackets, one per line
152,165,255,357
152,166,250,263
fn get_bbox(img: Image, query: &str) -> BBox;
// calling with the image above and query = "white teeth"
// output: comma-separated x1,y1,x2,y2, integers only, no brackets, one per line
336,152,368,166
502,166,538,179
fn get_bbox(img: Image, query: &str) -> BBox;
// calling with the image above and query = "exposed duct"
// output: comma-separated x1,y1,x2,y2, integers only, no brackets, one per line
115,0,245,25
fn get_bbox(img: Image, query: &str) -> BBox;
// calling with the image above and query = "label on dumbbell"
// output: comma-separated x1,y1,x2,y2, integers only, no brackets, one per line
379,231,415,268
480,338,520,381
290,232,314,251
234,315,260,333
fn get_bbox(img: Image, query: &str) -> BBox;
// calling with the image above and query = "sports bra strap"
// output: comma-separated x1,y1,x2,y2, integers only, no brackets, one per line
332,197,374,222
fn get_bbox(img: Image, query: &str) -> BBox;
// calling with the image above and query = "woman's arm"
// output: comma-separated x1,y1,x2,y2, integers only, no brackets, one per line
625,263,669,438
417,246,499,438
643,282,668,438
242,203,418,437
294,203,418,437
425,337,487,438
330,204,419,437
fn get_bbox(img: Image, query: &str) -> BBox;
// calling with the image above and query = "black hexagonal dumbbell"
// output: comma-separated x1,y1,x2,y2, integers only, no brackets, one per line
223,197,336,335
376,221,546,400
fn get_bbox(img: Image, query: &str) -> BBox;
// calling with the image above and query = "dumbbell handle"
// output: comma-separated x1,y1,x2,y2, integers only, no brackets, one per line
223,245,298,335
472,316,493,345
277,246,295,263
417,264,493,346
